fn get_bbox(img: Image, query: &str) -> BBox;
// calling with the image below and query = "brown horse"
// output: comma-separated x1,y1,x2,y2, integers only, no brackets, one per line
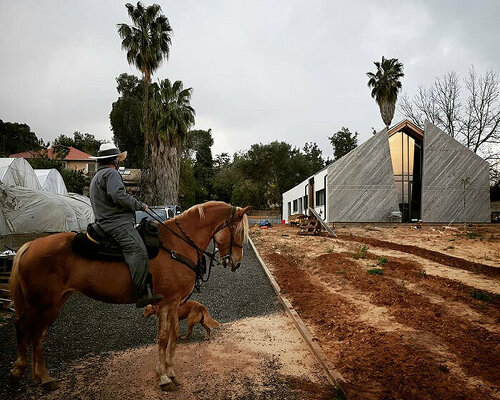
9,201,250,392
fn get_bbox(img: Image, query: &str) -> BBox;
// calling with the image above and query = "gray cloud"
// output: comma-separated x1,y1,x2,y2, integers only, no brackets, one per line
1,0,499,158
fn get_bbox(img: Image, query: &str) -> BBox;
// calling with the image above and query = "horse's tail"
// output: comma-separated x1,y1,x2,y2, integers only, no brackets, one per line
9,242,31,318
202,308,220,329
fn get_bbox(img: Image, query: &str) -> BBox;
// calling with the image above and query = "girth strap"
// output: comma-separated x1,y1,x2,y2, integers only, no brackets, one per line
159,242,200,277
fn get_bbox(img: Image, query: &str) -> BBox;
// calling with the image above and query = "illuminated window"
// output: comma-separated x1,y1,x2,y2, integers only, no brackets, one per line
389,131,422,222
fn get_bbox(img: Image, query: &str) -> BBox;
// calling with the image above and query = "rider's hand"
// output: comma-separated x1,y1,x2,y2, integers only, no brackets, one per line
143,205,149,211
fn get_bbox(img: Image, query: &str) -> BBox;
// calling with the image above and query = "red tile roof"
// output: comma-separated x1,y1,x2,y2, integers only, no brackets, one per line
9,146,95,161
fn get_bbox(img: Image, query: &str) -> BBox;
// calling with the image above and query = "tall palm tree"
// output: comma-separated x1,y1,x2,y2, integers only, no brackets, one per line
117,2,172,201
367,57,404,128
148,79,196,204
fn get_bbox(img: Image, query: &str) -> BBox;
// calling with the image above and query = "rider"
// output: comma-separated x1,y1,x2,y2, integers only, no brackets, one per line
89,143,162,307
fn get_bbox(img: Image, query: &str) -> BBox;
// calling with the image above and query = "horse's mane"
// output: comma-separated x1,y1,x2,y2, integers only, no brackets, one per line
236,213,249,243
185,203,205,220
184,202,248,242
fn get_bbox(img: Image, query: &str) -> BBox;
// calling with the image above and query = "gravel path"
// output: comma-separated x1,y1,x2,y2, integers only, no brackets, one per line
0,242,282,400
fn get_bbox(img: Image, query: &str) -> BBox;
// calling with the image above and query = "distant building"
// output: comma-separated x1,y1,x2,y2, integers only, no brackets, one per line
282,120,490,223
118,167,141,195
9,146,96,174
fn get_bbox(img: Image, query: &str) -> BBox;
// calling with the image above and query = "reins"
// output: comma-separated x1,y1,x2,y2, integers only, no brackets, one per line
145,206,242,288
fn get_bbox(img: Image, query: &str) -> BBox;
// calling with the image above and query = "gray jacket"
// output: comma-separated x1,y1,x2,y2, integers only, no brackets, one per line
89,165,146,231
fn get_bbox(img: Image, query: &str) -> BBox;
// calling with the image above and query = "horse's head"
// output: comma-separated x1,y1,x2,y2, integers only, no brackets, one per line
214,206,251,272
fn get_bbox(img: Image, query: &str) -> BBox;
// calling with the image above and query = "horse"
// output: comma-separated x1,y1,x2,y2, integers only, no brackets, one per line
8,201,250,392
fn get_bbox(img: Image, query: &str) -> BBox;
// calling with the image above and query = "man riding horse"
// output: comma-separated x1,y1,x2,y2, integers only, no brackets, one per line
89,143,162,307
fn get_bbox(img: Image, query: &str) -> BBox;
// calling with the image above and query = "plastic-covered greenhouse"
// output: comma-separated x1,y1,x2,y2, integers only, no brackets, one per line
0,158,41,190
34,169,68,194
0,183,94,235
0,158,93,235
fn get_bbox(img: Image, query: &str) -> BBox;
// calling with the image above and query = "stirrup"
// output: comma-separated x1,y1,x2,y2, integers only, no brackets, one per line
135,285,163,308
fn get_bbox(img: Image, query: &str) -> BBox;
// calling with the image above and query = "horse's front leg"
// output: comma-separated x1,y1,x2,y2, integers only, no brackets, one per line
156,303,178,392
165,304,180,386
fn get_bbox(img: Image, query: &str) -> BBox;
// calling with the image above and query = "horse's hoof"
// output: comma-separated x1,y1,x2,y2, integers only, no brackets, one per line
8,373,21,386
159,375,176,392
160,381,176,392
170,376,181,387
42,380,59,391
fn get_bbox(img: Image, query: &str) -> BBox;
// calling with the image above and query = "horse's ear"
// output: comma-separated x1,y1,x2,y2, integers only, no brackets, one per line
240,206,252,215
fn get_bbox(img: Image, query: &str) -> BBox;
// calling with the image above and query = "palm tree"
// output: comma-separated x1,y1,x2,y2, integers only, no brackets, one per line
367,57,404,128
148,79,196,204
117,2,172,201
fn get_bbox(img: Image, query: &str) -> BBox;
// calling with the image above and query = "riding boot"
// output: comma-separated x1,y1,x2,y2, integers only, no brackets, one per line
135,283,163,308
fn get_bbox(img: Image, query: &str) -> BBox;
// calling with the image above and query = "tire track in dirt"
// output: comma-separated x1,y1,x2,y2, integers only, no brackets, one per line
260,249,500,400
315,252,500,387
339,234,500,278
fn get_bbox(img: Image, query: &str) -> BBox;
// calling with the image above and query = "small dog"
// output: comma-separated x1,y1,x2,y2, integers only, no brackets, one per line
144,300,220,340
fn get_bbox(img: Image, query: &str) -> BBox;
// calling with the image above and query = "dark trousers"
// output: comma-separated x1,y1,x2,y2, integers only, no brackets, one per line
107,224,149,297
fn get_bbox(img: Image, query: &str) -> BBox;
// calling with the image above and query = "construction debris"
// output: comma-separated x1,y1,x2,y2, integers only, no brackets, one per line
297,207,337,237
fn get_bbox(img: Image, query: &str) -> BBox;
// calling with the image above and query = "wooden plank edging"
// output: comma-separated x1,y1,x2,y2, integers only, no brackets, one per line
248,237,349,398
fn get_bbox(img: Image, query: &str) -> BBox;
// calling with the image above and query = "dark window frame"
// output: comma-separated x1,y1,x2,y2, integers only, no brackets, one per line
315,189,325,206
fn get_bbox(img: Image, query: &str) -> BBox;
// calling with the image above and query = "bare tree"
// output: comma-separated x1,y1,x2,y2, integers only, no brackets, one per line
399,67,500,161
461,68,500,156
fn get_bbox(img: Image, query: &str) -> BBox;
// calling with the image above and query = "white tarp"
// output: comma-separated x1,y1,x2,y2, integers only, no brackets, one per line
0,158,42,190
0,183,94,235
34,169,68,194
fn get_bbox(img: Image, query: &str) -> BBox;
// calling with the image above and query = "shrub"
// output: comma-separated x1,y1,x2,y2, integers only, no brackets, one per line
367,268,383,275
377,257,388,265
353,245,368,259
471,290,492,303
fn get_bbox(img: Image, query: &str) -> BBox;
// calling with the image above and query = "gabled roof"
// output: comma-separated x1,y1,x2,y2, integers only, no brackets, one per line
9,146,95,161
387,119,424,140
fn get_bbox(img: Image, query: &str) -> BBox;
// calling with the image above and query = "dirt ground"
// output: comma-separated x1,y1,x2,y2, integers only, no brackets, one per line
251,224,500,400
41,313,335,400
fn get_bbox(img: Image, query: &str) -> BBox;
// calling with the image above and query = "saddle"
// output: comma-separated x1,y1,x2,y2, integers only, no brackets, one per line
71,218,161,262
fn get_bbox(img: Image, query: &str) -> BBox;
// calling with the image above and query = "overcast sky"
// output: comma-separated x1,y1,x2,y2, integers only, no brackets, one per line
1,0,499,158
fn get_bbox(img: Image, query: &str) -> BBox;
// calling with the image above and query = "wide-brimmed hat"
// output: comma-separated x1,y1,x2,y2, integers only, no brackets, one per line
89,143,127,161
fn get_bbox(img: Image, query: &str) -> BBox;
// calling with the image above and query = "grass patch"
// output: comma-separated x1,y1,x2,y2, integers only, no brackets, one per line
377,256,388,265
418,269,427,278
327,247,335,254
471,289,493,303
367,268,383,275
336,269,347,275
467,231,482,239
444,245,455,250
353,245,368,259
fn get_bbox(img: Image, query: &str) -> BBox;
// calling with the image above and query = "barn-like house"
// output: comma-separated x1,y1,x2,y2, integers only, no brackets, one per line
282,120,490,223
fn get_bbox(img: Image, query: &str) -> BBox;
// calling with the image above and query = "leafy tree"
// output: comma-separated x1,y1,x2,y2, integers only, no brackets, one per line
52,132,102,156
147,79,196,204
110,73,144,168
118,2,173,199
0,120,45,157
178,157,196,209
188,129,214,203
212,153,234,203
329,127,358,160
367,56,405,127
231,179,263,209
302,142,325,174
229,141,325,209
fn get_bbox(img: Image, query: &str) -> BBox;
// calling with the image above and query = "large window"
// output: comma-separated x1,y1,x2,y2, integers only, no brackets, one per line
315,189,325,206
298,198,303,214
293,199,298,213
287,202,291,217
389,131,422,222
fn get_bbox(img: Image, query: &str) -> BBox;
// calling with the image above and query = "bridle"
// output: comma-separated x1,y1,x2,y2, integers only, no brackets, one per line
212,206,243,272
147,205,244,281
